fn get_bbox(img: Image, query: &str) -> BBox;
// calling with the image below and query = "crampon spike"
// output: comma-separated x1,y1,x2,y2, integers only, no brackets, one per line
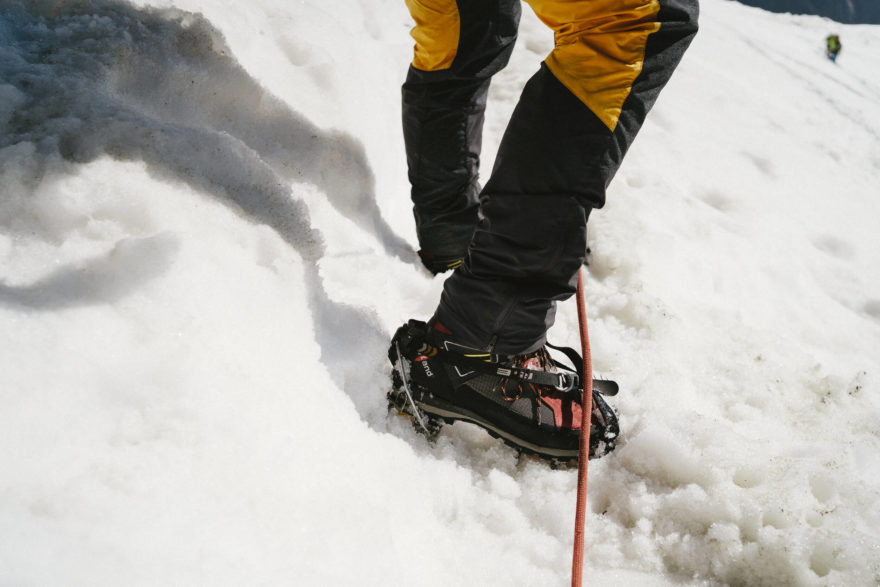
392,340,436,436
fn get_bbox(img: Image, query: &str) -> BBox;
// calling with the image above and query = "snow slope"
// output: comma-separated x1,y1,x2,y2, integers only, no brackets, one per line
1,0,879,585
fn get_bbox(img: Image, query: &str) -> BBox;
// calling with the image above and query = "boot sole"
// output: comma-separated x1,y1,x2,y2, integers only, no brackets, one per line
416,394,582,459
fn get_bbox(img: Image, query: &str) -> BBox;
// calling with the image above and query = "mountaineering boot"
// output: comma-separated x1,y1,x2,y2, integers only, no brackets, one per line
388,319,619,460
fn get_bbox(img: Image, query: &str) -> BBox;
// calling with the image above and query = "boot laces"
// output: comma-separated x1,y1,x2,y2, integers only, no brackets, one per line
494,347,554,403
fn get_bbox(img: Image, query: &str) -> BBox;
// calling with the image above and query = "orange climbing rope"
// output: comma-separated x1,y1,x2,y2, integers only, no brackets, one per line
571,268,593,587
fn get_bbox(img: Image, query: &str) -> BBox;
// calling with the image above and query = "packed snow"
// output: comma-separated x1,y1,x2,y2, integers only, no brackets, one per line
1,0,879,585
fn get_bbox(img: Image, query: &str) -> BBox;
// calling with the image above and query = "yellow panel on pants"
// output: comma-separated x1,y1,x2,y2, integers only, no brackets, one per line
405,0,662,130
405,0,460,71
526,0,661,131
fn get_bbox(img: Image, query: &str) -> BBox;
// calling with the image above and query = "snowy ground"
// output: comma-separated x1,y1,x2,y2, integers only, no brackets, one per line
1,0,879,585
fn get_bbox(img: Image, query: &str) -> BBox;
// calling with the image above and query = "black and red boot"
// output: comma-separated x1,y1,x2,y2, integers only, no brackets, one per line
388,319,619,461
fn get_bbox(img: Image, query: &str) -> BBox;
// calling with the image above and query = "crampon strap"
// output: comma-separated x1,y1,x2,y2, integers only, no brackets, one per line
546,342,618,397
416,341,611,395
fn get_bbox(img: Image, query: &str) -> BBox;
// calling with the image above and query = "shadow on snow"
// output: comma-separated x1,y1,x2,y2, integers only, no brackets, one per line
0,0,404,424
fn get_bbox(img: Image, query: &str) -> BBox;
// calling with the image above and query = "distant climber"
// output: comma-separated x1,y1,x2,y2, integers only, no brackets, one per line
826,34,842,62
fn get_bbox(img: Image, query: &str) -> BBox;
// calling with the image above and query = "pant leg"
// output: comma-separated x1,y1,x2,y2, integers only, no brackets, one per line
402,0,522,260
435,0,699,354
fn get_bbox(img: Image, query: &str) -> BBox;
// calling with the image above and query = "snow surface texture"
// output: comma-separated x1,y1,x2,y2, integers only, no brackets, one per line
1,0,879,585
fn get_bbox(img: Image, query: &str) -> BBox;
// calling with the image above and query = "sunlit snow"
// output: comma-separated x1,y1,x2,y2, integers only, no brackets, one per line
1,1,879,585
